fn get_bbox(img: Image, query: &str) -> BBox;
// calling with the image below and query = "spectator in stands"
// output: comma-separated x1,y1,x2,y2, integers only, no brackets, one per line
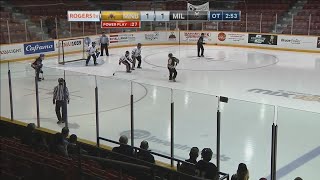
32,132,48,151
231,163,249,180
21,123,36,145
67,134,87,155
179,147,199,176
53,133,68,157
137,140,155,163
112,135,134,157
195,148,218,180
294,177,303,180
61,127,69,145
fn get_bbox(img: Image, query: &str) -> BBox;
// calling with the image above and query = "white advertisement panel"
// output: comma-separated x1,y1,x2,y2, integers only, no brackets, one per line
216,32,247,45
0,44,24,60
67,11,100,22
278,35,318,50
180,31,215,44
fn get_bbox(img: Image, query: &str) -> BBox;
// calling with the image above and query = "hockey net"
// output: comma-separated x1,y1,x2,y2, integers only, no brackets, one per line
58,38,87,64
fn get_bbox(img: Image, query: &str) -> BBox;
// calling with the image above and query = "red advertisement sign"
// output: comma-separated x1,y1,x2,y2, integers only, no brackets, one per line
101,21,140,28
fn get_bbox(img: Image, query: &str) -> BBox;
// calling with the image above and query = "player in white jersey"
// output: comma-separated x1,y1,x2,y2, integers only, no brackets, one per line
86,42,99,66
131,43,142,70
119,51,133,73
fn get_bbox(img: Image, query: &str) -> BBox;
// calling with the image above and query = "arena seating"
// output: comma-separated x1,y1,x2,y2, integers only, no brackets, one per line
1,0,319,44
0,136,137,180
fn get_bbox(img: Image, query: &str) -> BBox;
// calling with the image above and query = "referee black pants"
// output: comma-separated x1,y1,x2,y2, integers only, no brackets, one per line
55,100,67,122
132,56,141,69
168,67,177,80
197,44,204,57
101,43,109,56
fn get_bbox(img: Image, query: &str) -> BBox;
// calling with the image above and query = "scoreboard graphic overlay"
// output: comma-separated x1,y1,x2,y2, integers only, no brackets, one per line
67,10,241,28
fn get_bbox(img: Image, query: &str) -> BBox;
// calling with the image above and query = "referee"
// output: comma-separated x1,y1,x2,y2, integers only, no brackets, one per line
53,78,69,124
100,32,109,56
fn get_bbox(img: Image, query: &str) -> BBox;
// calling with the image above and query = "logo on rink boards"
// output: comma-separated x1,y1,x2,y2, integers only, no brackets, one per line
24,41,55,55
110,34,135,43
145,32,159,41
218,32,226,41
248,34,277,45
0,47,22,55
168,32,177,41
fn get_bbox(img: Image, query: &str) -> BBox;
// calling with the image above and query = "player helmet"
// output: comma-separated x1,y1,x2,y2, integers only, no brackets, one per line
125,51,130,55
92,42,96,45
40,54,45,57
58,78,64,83
137,43,141,48
168,53,173,57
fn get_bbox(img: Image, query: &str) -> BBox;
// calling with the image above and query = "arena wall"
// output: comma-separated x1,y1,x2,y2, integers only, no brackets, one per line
0,31,319,62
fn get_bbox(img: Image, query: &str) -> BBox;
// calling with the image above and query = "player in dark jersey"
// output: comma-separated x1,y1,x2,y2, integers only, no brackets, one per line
197,33,205,57
167,53,179,82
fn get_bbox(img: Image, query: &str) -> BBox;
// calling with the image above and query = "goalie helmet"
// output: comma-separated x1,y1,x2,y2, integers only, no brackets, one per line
168,53,173,58
125,51,130,57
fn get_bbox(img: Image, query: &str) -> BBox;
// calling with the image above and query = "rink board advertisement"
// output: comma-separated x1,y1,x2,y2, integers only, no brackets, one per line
277,35,317,49
180,31,215,43
217,32,247,45
0,31,319,62
248,34,278,45
24,41,55,55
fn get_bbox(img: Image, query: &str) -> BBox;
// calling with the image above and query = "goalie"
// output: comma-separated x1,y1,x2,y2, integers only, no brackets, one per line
31,53,44,81
119,51,133,73
85,42,100,66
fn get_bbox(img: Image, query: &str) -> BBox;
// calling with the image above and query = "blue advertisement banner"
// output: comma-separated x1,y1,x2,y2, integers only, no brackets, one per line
24,41,55,55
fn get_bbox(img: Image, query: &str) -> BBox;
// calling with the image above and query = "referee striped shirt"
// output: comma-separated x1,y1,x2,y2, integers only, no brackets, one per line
53,84,69,101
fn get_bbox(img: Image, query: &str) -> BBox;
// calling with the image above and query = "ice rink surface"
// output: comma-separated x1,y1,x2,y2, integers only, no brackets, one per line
1,45,320,179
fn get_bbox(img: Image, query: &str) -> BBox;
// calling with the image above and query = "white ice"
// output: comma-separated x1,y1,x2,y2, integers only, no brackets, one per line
1,45,320,180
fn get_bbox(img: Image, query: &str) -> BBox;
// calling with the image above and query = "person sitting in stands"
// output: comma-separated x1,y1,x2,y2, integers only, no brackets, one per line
179,147,199,176
32,132,48,151
112,135,134,158
67,134,87,155
195,148,218,180
21,123,36,146
53,133,68,157
137,141,155,163
61,127,69,146
231,163,249,180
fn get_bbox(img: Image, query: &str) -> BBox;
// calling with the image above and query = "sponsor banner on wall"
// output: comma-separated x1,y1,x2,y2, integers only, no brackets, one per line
0,44,24,60
217,32,246,44
56,39,83,52
181,32,213,42
24,41,55,55
168,31,177,41
278,35,315,49
144,32,160,41
67,11,100,22
248,34,277,45
317,37,320,48
109,34,135,44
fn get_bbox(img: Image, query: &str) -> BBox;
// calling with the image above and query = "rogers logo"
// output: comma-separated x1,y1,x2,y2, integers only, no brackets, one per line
218,33,226,41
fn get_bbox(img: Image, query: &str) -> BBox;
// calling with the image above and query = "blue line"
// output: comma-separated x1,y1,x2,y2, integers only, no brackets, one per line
266,145,320,179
